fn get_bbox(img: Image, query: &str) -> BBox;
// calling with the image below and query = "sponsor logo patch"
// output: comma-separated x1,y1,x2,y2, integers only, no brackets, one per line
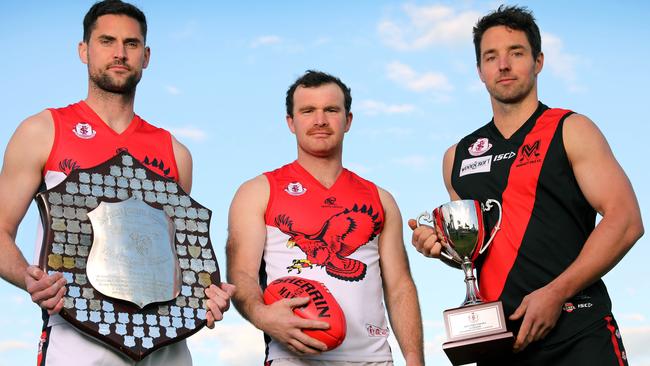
468,137,493,156
284,182,307,196
321,196,342,209
459,155,492,177
366,324,390,337
563,302,576,313
72,122,96,139
493,151,516,162
515,139,542,167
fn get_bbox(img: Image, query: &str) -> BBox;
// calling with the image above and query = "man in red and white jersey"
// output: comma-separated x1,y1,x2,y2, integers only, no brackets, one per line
409,5,643,365
227,70,424,366
0,1,234,365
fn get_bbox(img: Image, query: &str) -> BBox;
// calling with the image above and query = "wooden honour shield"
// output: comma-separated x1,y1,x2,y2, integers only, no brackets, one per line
35,152,220,361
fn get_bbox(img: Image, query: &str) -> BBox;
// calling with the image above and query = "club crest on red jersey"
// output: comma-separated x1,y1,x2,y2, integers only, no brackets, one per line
468,137,492,156
72,122,96,139
285,182,307,196
275,204,382,282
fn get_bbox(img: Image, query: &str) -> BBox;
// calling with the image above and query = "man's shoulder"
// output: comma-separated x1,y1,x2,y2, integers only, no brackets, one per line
18,109,55,136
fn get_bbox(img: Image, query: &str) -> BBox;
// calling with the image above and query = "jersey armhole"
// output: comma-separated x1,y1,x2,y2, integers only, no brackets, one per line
450,142,464,197
369,182,386,232
42,108,60,177
263,172,275,225
556,110,575,160
165,130,181,182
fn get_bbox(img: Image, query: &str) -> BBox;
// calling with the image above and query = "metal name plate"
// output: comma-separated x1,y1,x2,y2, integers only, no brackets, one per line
87,197,181,308
35,152,220,361
446,303,503,339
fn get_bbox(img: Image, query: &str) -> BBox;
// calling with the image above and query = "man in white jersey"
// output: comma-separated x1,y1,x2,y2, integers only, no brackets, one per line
0,1,234,365
227,70,424,366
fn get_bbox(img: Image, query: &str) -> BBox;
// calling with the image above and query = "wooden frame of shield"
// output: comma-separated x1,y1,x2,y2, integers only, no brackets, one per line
35,151,220,361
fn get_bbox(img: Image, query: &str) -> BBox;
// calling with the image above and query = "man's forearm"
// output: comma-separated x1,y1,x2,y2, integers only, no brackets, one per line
386,279,424,365
0,235,30,290
230,271,267,327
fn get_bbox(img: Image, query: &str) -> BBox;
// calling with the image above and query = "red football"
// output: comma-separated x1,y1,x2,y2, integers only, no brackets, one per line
263,276,346,350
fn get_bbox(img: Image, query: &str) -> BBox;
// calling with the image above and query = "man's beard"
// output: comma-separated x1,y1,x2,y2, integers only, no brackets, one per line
489,76,535,104
90,69,141,95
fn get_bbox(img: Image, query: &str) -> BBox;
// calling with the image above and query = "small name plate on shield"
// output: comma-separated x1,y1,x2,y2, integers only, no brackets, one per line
35,152,220,361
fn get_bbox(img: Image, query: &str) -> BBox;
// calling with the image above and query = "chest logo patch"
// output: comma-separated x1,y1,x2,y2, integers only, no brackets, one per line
468,137,492,156
459,155,492,177
515,139,542,167
285,182,307,196
275,204,382,282
72,122,96,139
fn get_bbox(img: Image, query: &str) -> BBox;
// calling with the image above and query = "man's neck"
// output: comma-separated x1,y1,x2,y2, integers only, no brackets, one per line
296,152,343,189
491,96,539,139
85,85,136,134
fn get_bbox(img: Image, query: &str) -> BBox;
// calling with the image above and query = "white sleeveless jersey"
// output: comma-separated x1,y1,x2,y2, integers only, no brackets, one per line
262,162,392,362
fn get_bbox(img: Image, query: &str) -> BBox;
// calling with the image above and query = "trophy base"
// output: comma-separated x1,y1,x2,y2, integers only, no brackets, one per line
442,301,514,365
443,331,514,365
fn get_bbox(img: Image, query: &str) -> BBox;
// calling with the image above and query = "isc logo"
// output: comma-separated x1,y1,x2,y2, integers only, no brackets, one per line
493,152,516,162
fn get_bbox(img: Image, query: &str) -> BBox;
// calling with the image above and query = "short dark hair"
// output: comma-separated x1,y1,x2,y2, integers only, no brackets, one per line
83,0,147,43
472,5,541,66
286,70,352,117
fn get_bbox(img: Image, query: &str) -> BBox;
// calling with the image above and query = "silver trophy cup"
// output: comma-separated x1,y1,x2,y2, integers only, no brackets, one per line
417,199,501,306
417,199,513,365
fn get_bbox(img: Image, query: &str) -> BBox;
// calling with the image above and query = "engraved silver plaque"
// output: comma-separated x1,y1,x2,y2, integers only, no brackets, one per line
86,197,181,308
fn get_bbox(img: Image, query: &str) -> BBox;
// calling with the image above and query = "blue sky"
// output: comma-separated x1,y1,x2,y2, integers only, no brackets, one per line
1,1,649,365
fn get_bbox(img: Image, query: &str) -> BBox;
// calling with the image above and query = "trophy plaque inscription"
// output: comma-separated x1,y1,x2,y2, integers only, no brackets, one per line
418,199,513,365
35,152,220,361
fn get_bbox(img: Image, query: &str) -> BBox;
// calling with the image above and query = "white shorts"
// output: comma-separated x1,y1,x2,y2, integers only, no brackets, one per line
40,321,192,366
269,360,393,366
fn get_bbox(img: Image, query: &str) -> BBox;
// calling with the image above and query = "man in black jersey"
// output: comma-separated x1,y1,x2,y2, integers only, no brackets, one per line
408,5,643,365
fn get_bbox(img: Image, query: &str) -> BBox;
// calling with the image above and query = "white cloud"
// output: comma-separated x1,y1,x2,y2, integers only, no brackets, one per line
10,295,26,305
188,322,265,365
621,325,650,365
0,340,30,352
542,32,586,92
166,126,208,142
344,162,371,175
387,61,453,93
165,85,181,95
357,99,415,115
379,4,481,50
251,35,282,48
620,313,647,322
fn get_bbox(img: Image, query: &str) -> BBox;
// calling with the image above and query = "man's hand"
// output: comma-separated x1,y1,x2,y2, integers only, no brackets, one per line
509,286,565,352
407,219,444,258
205,283,236,328
257,296,330,355
25,265,66,315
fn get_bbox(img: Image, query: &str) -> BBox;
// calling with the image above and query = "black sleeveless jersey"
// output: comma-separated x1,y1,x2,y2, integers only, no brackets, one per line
451,102,611,346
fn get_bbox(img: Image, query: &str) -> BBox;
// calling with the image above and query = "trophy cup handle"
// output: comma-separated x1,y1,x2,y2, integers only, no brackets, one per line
416,211,457,262
478,199,502,255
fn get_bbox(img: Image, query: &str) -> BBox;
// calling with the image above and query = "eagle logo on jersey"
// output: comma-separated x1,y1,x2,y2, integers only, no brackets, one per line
72,122,96,139
275,204,381,282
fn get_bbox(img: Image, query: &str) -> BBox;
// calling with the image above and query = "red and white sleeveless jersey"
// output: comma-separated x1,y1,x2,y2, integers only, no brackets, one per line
263,161,393,362
37,101,179,327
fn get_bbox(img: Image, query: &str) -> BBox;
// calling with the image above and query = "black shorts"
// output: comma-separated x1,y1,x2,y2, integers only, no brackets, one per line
478,315,627,366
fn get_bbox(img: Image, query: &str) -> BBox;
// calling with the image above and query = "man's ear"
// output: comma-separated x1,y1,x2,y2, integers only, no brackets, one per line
78,41,88,65
345,112,353,132
286,115,296,134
